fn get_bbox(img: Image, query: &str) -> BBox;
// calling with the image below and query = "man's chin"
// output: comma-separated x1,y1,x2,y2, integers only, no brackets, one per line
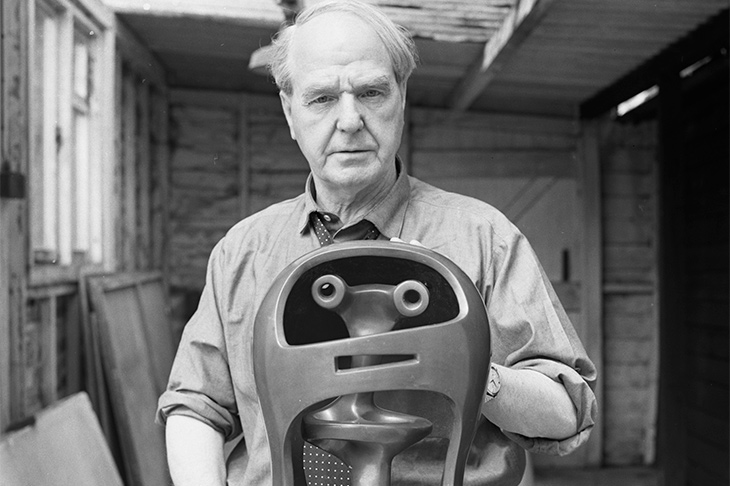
328,151,374,165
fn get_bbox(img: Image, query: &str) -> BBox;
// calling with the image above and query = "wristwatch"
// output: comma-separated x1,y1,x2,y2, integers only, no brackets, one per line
484,364,501,403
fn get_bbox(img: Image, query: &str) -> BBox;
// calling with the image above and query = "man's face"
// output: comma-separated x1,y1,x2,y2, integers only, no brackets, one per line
280,13,406,199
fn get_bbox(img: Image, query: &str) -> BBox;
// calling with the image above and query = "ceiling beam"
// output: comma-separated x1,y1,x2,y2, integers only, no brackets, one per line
100,0,284,27
447,0,556,112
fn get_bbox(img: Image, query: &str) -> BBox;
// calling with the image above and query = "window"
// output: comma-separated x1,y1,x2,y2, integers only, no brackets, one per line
30,0,108,269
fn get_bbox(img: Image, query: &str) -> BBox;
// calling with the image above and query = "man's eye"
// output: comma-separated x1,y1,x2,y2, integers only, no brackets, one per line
362,90,381,98
310,95,333,105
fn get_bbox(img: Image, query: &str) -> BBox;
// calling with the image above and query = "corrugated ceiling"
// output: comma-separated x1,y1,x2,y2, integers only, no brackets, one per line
104,0,728,116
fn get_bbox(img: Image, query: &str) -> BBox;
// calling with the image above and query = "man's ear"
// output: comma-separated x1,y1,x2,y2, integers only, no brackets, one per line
279,91,296,140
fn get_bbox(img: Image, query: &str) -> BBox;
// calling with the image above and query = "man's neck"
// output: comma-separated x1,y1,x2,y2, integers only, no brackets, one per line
314,172,397,227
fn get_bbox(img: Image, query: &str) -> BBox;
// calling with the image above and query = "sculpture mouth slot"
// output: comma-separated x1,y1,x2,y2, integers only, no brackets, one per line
336,354,417,371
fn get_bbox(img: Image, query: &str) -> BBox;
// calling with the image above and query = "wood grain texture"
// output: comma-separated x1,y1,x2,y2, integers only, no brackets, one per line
89,272,173,486
0,392,123,486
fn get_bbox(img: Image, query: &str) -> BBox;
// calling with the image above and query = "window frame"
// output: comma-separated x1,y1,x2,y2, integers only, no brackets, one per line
29,0,116,284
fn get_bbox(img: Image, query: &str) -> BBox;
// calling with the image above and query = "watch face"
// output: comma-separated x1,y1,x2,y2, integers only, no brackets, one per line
485,365,501,401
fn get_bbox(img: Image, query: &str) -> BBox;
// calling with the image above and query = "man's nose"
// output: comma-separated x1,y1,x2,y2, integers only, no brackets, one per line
335,95,364,133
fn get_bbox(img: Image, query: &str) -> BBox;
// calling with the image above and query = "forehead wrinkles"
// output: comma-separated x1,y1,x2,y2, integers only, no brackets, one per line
287,13,392,82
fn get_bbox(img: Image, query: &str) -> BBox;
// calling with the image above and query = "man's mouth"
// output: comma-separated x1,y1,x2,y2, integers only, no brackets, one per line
331,148,371,154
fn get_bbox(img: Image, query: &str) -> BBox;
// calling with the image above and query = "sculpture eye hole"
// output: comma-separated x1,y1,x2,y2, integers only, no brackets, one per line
320,283,335,297
403,289,421,305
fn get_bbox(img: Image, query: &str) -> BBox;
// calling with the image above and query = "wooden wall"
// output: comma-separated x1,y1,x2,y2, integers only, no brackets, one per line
114,63,168,273
0,1,169,432
166,90,307,332
164,99,585,332
599,119,659,466
679,60,728,486
658,55,729,486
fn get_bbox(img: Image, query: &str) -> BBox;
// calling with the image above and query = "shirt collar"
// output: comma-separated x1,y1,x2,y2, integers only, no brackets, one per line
298,157,411,239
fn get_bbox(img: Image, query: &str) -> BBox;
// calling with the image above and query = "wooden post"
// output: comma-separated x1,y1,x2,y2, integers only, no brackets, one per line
238,93,251,218
100,25,117,271
656,72,686,486
136,80,151,269
1,0,30,431
122,72,137,271
113,52,124,270
151,89,170,275
578,119,604,466
40,296,58,406
56,10,73,265
0,0,8,434
65,292,82,393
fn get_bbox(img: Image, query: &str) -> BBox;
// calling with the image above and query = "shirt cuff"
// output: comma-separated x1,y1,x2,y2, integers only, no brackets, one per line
503,426,593,456
156,389,242,441
507,358,597,455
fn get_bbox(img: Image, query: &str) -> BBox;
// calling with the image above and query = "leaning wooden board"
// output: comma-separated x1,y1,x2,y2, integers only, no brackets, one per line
88,272,174,486
0,392,123,486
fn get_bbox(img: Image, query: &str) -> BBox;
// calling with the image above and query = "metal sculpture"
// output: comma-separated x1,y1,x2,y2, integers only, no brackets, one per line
253,241,491,485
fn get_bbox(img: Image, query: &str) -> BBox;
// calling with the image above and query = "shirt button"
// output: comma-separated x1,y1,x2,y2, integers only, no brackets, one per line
322,214,331,222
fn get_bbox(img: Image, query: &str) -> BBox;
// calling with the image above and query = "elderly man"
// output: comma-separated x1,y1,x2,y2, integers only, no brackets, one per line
157,1,597,485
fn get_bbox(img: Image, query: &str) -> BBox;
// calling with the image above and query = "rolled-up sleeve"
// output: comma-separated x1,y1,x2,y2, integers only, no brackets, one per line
156,239,243,441
486,226,597,456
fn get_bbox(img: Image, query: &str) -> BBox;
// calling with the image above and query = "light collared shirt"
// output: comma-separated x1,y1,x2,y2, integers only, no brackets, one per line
157,162,597,484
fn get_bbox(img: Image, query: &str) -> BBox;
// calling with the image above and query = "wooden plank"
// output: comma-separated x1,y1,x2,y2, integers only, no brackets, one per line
56,10,74,265
150,89,170,273
122,72,137,271
0,392,123,485
101,0,283,26
77,269,111,434
238,93,251,218
656,72,688,484
88,20,105,263
136,278,176,391
448,0,557,111
0,0,7,433
64,293,82,394
39,297,58,406
113,49,124,270
412,150,575,179
643,152,660,466
413,126,577,152
26,282,77,299
412,108,578,136
136,80,151,269
578,120,603,465
89,272,172,485
170,88,249,110
1,0,30,431
603,362,654,389
602,173,654,196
